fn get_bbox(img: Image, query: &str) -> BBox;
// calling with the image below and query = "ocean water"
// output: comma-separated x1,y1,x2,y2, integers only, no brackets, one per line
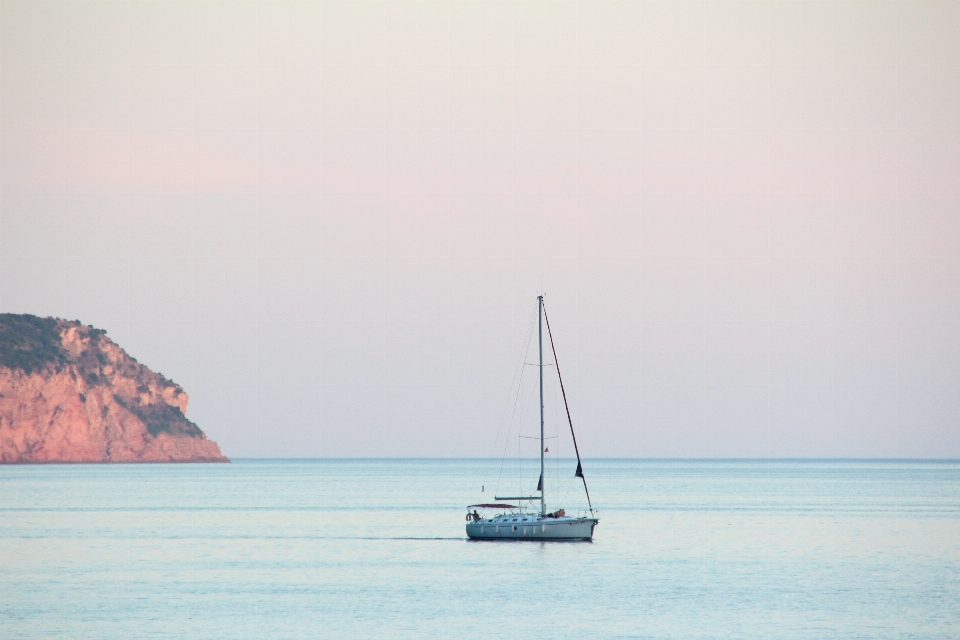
2,459,959,639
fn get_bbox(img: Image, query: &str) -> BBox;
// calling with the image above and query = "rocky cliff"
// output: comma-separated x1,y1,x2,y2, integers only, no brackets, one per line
0,314,228,463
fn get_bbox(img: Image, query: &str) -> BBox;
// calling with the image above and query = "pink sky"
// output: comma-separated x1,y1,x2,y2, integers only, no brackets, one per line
2,1,959,457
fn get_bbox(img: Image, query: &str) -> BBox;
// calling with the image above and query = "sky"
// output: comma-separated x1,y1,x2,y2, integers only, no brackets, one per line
1,1,958,458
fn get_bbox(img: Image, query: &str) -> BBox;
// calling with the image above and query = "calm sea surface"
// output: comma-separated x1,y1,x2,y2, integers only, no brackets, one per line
2,459,959,639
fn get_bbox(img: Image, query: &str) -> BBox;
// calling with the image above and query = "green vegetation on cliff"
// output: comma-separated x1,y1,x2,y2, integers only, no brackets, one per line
0,314,68,374
113,394,203,438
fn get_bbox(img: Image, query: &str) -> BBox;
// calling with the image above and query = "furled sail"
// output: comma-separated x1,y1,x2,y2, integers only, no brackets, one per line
543,302,594,516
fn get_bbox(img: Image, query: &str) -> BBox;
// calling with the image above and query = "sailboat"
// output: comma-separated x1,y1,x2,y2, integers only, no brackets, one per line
466,295,598,541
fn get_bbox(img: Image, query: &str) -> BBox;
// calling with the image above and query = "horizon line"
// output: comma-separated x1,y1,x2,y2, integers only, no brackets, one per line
224,457,960,463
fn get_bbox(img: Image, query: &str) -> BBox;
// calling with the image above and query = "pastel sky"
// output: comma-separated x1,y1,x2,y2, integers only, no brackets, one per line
1,1,958,458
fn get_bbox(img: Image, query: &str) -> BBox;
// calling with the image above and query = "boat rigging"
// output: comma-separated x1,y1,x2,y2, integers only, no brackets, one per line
465,295,598,541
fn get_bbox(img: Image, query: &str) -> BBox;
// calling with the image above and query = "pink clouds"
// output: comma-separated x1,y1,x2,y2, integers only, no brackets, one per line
1,121,321,191
5,119,954,198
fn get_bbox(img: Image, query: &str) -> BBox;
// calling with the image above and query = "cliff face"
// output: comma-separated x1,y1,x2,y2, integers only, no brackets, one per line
0,314,228,463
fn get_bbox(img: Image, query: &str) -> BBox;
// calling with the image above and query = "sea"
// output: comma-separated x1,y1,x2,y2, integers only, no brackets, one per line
2,459,959,639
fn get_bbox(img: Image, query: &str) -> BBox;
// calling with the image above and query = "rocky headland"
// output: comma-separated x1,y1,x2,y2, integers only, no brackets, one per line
0,314,227,463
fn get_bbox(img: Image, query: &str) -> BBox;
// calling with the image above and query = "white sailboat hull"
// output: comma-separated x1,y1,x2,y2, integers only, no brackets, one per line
466,517,597,541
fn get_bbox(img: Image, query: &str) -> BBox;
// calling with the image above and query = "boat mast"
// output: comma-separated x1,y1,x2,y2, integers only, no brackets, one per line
538,294,546,517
